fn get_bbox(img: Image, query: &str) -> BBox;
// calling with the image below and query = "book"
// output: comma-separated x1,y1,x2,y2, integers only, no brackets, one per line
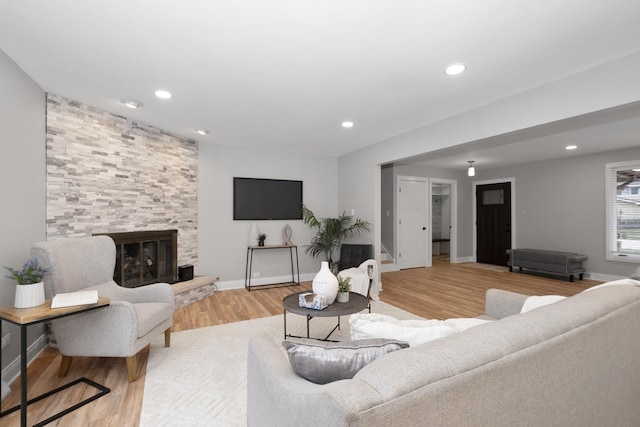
51,290,99,309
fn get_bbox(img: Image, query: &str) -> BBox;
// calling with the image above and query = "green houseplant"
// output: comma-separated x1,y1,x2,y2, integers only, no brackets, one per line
4,257,51,308
258,233,267,246
302,205,370,270
336,276,351,303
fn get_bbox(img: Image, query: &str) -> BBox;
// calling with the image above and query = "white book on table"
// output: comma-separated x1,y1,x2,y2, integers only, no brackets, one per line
51,290,99,309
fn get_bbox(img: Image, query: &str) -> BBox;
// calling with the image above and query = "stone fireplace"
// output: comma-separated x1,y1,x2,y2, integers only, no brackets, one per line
97,230,178,287
45,94,198,274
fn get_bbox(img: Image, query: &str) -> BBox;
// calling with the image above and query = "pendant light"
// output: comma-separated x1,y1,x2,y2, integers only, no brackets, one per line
467,161,476,177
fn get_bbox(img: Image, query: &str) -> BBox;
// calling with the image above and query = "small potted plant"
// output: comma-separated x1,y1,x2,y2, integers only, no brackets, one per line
258,233,267,246
336,276,351,303
4,257,51,308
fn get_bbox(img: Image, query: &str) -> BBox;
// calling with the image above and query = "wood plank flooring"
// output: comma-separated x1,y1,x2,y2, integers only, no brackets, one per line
1,261,599,426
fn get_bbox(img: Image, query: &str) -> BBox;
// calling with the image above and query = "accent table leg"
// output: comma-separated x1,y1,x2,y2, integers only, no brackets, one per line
21,325,27,427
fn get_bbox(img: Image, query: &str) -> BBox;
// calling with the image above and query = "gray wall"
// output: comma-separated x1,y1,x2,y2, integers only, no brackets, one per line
198,143,339,289
478,147,640,279
0,50,46,384
380,164,394,256
338,53,640,278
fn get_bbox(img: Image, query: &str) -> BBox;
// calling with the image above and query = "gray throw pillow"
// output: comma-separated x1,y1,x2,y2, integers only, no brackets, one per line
282,338,409,384
631,266,640,280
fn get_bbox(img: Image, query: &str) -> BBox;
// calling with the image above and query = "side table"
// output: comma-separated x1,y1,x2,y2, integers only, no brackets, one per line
283,291,368,341
0,297,111,427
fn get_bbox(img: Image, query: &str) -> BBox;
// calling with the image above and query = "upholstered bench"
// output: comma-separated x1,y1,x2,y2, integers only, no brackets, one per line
507,248,587,282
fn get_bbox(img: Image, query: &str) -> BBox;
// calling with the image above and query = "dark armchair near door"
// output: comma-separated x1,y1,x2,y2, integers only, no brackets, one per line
31,236,175,382
338,244,373,270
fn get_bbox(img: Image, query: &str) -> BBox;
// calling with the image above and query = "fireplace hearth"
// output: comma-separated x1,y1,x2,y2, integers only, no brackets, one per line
97,230,178,287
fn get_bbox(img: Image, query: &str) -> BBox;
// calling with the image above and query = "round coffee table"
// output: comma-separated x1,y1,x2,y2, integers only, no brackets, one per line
282,291,368,341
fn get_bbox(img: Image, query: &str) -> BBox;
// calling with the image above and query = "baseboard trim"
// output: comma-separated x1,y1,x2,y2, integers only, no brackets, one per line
1,332,48,400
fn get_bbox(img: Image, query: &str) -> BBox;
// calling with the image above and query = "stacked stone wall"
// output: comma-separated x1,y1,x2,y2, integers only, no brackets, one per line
46,94,198,269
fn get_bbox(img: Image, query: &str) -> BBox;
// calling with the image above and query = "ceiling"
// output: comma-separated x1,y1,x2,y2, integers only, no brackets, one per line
1,1,640,167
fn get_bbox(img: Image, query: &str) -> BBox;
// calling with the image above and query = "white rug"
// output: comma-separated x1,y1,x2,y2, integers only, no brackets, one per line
139,300,422,427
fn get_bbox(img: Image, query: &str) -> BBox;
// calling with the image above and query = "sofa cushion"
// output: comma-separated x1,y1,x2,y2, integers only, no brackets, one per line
350,313,491,347
282,338,409,384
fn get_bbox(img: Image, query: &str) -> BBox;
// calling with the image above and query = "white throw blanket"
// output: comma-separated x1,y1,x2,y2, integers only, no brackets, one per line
338,259,381,300
349,313,492,347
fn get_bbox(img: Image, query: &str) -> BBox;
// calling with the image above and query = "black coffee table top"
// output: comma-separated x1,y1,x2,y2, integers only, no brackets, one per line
283,291,368,317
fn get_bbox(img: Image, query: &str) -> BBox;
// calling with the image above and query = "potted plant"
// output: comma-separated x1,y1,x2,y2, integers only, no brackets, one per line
302,205,370,271
4,257,51,308
258,233,267,246
336,276,351,303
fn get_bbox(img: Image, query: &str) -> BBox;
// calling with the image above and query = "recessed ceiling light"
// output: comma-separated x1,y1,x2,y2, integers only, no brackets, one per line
565,145,578,150
445,63,466,75
121,99,143,109
195,129,210,135
155,90,173,99
342,121,354,128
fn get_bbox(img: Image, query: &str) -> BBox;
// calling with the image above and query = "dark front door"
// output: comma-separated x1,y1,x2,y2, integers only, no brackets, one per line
476,182,511,265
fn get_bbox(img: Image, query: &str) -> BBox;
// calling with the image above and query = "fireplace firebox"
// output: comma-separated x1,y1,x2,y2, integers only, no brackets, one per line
96,230,178,287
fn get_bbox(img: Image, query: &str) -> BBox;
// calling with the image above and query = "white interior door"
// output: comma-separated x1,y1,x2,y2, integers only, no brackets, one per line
398,177,429,269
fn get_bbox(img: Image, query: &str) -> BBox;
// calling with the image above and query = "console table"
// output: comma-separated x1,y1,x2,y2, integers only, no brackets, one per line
245,244,300,291
0,297,111,427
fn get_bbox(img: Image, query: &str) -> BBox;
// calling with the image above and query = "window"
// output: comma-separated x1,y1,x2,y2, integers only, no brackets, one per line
606,161,640,262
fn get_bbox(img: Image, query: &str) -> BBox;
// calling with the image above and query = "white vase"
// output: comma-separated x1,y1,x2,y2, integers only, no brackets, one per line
312,261,338,304
337,291,350,303
14,281,45,309
248,223,259,246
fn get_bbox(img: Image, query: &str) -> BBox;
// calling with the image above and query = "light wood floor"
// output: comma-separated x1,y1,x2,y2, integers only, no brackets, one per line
1,261,599,426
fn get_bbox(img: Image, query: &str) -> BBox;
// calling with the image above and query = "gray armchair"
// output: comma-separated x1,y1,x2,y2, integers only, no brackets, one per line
31,236,175,382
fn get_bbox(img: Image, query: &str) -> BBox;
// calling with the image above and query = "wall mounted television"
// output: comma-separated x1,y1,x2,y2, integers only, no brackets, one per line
233,177,303,220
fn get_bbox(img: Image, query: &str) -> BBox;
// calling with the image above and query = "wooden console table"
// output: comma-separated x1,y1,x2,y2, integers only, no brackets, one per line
245,244,300,291
0,297,111,427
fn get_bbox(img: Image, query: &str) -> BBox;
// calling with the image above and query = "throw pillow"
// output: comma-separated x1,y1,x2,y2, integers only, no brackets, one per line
282,338,409,385
520,295,566,313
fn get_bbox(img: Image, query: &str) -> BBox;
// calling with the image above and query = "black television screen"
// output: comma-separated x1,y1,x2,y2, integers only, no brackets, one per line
233,177,303,220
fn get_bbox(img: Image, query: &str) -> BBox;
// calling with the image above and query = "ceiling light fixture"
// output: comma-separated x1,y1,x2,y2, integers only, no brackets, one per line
195,129,210,135
155,90,173,99
121,99,143,109
342,121,354,128
445,63,466,75
565,145,578,150
467,161,476,177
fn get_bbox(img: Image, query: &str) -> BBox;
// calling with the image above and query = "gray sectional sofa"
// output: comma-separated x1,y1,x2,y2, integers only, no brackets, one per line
247,284,640,426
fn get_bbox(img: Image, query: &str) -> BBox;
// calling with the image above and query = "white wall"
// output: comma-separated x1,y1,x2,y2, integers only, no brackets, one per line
198,144,338,288
0,50,46,389
338,52,640,277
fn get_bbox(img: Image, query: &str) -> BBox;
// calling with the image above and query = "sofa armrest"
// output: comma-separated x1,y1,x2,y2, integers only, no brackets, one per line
485,289,529,319
567,254,588,263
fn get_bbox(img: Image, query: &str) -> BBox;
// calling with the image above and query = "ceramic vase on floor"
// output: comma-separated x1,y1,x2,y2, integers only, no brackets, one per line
14,281,45,308
312,261,338,304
